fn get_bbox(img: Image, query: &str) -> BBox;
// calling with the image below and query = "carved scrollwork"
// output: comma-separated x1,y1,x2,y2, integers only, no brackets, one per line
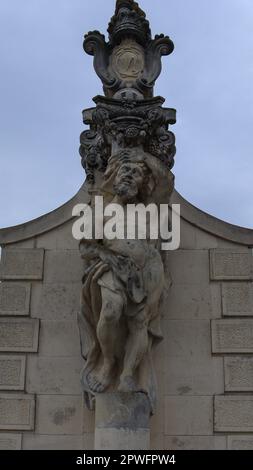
137,35,174,96
83,1,174,98
83,30,120,95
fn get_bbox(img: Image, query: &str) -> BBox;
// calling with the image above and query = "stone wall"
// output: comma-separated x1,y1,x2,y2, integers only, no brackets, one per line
0,187,253,450
151,216,253,450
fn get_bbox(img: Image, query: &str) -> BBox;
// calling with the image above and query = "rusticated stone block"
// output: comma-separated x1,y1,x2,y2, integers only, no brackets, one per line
211,320,253,353
0,283,31,316
228,436,253,450
0,249,44,281
0,433,22,450
0,318,40,352
214,395,253,432
222,282,253,317
0,394,35,431
0,355,26,390
224,357,253,391
210,250,252,281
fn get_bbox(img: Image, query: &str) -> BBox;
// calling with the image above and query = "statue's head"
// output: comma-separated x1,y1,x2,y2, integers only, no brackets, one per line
113,161,148,202
102,148,174,205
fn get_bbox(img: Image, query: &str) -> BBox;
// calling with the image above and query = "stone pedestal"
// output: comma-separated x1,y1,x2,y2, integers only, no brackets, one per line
94,393,151,450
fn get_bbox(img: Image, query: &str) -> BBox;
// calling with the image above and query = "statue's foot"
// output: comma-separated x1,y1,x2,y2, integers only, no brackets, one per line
118,375,138,393
87,363,114,393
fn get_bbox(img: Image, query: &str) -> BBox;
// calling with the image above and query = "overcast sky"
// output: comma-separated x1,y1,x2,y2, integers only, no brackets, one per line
0,0,253,229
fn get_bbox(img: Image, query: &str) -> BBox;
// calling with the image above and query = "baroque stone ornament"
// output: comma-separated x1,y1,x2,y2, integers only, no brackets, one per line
83,0,174,98
111,39,145,83
78,0,176,413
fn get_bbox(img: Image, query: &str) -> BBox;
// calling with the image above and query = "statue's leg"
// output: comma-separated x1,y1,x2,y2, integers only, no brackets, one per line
118,312,149,393
87,286,124,393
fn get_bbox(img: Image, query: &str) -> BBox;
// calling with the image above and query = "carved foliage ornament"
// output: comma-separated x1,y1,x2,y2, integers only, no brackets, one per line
80,96,176,184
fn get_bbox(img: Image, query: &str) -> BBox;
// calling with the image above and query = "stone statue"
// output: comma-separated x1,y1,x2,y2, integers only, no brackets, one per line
78,0,176,412
78,149,174,408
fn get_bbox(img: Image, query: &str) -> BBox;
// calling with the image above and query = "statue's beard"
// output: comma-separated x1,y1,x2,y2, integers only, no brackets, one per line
114,178,139,202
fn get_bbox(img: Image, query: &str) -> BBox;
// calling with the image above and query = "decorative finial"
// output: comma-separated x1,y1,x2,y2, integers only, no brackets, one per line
84,0,174,98
108,0,151,46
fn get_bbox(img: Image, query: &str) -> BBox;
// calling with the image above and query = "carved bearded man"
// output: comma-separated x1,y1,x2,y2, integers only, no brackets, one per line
78,149,174,410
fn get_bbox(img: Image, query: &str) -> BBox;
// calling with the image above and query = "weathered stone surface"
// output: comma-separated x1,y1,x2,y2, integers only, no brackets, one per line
177,218,197,249
0,283,31,316
165,320,212,358
95,393,150,450
4,239,35,249
164,436,226,450
0,318,39,352
162,283,214,320
228,436,253,450
222,282,253,317
27,356,83,395
214,395,253,432
0,433,22,450
211,320,253,353
150,432,165,450
150,344,166,448
0,394,35,430
36,221,79,250
22,434,85,450
194,227,218,249
31,282,81,321
224,357,253,391
39,321,80,356
165,396,213,436
84,433,94,450
0,249,44,280
95,428,150,451
0,355,26,390
43,250,83,283
210,249,252,281
168,250,210,285
36,395,83,435
164,356,224,396
95,393,150,430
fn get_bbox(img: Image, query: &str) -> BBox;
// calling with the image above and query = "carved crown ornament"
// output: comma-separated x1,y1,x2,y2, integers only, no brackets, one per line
80,0,176,185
